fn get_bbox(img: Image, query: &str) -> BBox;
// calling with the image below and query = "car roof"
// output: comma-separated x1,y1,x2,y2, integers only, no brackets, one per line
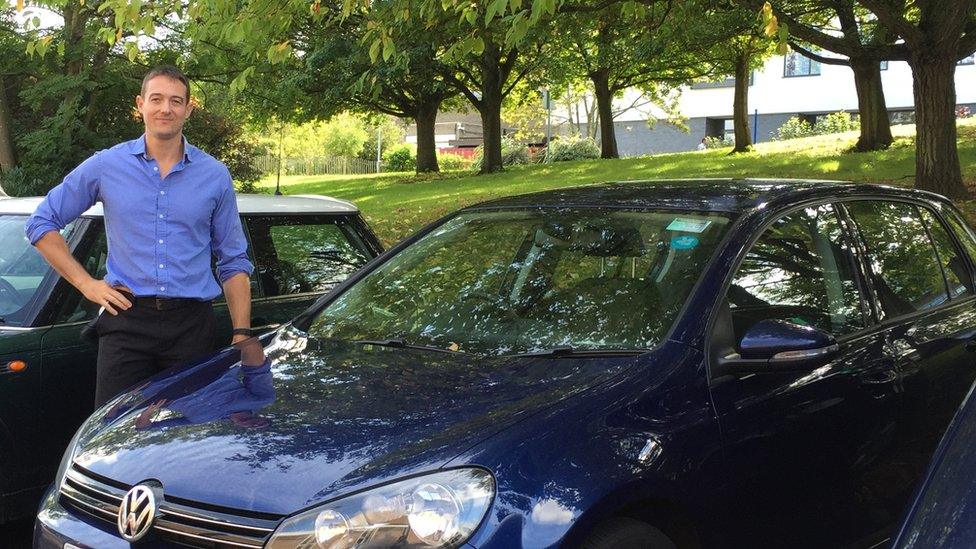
0,193,358,216
463,178,943,214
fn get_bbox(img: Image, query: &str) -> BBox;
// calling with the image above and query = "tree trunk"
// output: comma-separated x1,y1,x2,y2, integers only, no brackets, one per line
0,75,16,179
732,52,753,153
909,53,968,198
591,69,618,159
478,61,505,174
850,57,893,152
414,100,441,173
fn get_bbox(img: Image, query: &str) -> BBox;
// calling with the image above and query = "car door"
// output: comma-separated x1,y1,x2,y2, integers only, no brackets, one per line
243,214,377,337
842,200,976,506
37,221,107,465
709,202,900,546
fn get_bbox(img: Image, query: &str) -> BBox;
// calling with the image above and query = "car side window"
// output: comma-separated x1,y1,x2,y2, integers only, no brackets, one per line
247,215,371,297
55,230,108,323
943,212,976,289
728,204,864,342
919,208,974,297
846,201,951,318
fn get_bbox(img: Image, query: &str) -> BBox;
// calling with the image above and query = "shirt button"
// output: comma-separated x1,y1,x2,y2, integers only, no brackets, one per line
159,214,164,219
153,167,158,171
159,287,165,292
159,264,165,269
159,190,165,195
158,239,164,244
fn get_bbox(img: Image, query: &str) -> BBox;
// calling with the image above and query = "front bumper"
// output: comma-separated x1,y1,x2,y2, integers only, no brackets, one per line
34,485,141,549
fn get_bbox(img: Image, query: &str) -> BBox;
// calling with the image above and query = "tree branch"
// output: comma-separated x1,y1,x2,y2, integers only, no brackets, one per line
857,0,924,45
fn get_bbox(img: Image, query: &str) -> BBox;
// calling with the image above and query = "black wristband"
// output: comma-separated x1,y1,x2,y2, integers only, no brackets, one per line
232,328,254,337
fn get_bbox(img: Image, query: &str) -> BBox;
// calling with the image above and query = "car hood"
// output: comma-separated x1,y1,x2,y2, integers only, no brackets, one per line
73,326,640,515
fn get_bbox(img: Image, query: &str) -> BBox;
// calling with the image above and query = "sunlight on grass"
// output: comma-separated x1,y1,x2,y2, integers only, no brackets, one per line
253,120,976,243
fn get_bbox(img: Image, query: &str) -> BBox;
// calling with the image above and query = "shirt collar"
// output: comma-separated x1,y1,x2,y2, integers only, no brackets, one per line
129,134,195,163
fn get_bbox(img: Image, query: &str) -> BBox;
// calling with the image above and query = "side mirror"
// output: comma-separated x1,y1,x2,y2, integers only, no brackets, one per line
721,320,839,372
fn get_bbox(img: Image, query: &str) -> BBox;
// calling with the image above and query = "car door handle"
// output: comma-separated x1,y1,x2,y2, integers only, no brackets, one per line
864,370,897,385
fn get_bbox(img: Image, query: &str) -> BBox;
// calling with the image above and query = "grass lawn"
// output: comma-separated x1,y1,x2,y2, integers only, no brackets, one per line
257,119,976,245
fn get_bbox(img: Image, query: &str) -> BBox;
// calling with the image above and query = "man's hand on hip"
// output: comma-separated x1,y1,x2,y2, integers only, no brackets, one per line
81,279,132,315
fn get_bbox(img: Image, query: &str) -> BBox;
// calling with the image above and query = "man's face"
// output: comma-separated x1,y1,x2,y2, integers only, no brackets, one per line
135,76,192,141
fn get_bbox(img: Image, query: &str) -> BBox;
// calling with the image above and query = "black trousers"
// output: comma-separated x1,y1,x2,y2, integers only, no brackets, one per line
92,300,216,407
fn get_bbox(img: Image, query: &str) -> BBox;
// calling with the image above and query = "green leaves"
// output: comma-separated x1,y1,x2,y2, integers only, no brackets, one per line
124,41,140,62
229,66,256,96
267,41,293,64
485,0,507,23
25,35,47,57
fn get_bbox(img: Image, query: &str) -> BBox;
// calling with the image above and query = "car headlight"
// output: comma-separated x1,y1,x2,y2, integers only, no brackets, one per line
266,468,494,548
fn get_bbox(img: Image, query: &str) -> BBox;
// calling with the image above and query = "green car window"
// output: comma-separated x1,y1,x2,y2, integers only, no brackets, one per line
0,215,78,326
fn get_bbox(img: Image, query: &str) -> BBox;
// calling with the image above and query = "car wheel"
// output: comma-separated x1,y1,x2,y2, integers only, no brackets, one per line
580,517,679,549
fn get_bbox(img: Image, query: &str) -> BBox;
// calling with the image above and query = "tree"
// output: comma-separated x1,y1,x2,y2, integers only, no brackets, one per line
857,0,976,198
703,4,778,153
760,0,976,197
557,0,728,158
356,0,559,173
292,14,457,173
753,1,897,152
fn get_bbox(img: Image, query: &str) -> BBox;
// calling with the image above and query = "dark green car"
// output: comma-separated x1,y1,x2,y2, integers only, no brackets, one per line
0,194,382,522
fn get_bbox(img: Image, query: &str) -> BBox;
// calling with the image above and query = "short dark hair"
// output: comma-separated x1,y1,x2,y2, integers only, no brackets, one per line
141,65,190,101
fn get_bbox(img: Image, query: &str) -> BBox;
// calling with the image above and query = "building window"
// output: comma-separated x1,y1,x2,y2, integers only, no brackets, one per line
784,51,821,77
880,60,889,71
960,55,975,66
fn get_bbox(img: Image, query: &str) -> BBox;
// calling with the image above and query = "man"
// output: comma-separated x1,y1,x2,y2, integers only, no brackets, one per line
26,65,254,406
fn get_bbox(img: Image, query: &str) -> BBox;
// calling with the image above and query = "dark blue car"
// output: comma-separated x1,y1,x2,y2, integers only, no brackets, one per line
34,180,976,548
892,378,976,548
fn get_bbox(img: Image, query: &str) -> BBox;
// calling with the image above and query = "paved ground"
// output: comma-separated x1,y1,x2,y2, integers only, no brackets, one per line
2,519,34,548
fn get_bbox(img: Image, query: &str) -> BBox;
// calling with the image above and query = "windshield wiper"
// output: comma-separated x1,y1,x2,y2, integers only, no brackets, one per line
511,346,648,358
354,338,465,355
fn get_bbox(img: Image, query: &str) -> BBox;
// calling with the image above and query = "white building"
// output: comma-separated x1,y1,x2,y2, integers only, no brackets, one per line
601,50,976,155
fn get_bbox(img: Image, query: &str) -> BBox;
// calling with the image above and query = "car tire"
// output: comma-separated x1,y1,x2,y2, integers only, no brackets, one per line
580,517,679,549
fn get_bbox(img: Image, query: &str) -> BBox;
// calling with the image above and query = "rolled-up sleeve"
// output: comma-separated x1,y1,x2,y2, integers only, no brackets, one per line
211,172,254,283
25,153,102,244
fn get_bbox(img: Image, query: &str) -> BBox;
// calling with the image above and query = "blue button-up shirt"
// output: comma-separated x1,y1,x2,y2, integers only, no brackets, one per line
25,135,253,300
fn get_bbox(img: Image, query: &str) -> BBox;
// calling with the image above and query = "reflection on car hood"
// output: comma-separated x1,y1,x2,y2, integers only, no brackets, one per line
73,326,640,515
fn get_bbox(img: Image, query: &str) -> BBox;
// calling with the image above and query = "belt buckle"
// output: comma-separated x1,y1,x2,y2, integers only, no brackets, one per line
154,297,164,311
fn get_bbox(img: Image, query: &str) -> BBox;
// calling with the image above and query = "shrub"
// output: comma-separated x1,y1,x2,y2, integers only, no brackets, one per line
816,111,859,134
0,166,50,197
545,135,601,162
437,152,471,171
702,136,733,149
471,137,530,169
774,111,859,141
775,117,816,140
185,108,263,187
382,144,416,172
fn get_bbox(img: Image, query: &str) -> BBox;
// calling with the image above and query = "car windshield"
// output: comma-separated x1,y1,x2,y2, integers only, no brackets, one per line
0,215,76,326
307,208,732,355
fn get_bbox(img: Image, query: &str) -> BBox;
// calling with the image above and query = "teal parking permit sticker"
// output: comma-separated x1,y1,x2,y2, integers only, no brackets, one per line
667,218,712,233
671,235,699,250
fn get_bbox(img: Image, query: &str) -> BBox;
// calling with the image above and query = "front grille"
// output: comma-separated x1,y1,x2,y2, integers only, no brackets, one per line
59,464,281,548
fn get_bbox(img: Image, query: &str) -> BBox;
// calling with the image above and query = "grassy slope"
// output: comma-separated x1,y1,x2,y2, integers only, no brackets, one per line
258,119,976,244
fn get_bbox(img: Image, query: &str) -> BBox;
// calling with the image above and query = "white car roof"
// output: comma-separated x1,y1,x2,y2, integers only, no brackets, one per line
0,193,358,216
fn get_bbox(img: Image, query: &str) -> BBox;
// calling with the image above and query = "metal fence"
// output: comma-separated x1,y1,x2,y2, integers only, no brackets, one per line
256,155,378,176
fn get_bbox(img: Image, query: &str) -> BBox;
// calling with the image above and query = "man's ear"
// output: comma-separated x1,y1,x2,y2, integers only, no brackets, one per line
135,95,144,111
185,100,193,118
